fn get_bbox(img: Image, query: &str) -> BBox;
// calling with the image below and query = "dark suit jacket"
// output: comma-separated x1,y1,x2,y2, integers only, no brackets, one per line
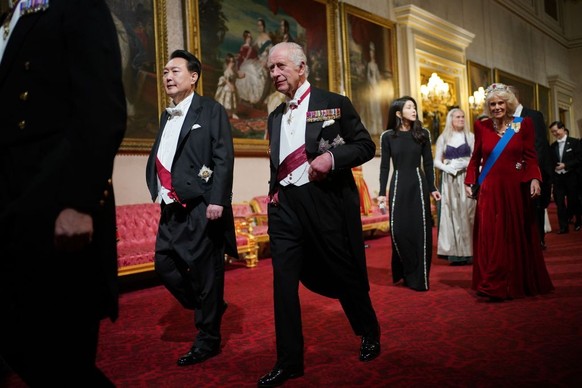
551,136,582,174
520,107,553,180
145,93,237,258
267,86,375,296
0,0,127,320
519,106,553,208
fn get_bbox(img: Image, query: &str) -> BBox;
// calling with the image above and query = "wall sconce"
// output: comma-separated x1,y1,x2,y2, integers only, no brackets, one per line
468,86,486,114
420,72,453,143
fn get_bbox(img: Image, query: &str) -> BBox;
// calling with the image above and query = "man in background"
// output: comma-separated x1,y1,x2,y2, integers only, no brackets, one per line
508,85,554,248
146,49,237,367
549,121,582,233
0,0,127,385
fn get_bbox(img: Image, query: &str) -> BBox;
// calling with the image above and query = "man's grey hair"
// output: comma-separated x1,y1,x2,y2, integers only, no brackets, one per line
270,42,310,77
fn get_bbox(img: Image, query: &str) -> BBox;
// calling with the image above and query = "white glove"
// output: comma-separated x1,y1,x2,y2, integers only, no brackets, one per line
450,158,468,170
441,165,458,176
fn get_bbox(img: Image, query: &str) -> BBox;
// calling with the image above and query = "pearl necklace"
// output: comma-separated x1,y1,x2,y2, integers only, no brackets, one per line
493,120,510,135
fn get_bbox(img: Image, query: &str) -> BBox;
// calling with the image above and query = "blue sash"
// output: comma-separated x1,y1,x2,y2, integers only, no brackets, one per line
478,117,523,185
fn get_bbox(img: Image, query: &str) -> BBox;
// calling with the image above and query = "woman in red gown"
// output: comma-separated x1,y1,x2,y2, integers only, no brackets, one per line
464,84,554,301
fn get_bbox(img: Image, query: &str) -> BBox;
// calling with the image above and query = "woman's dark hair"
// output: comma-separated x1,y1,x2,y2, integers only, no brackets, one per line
386,96,429,143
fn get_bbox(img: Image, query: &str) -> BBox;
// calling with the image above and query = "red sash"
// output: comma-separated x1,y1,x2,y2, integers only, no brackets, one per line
277,144,307,182
155,157,182,204
270,144,308,204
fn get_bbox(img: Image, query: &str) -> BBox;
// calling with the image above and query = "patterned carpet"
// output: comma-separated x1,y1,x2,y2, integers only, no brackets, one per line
2,206,581,387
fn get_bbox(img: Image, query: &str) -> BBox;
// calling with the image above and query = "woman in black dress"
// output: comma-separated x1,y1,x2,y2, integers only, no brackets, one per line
377,96,441,291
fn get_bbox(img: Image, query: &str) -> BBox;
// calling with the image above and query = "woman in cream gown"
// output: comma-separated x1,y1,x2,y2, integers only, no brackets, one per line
434,108,475,265
235,30,268,105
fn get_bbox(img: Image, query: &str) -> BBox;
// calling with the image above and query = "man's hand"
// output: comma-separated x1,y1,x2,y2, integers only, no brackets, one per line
530,179,541,198
54,208,93,252
308,152,332,181
207,204,224,220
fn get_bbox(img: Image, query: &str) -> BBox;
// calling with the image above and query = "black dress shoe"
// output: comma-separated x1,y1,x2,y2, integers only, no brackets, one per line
557,229,569,234
575,224,581,231
359,333,381,362
177,347,220,366
257,366,304,387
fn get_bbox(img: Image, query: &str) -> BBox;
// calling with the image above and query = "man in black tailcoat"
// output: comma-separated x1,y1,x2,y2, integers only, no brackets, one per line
146,49,237,367
257,42,380,387
549,121,582,233
0,0,127,385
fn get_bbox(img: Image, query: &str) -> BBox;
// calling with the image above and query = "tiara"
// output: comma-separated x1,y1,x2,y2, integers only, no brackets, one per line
485,83,509,95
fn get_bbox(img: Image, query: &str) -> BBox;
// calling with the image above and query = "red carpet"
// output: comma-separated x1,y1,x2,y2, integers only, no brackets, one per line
2,206,581,387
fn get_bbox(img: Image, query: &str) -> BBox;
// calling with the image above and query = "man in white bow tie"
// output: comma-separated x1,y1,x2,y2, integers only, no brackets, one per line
549,121,582,233
258,42,381,387
146,49,237,366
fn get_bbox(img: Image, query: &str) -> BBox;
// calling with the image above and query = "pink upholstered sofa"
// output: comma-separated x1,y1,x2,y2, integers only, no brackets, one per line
116,203,259,276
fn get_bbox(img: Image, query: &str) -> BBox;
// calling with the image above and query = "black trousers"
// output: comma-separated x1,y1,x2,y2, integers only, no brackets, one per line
553,173,581,231
0,252,114,387
268,184,379,369
154,201,226,351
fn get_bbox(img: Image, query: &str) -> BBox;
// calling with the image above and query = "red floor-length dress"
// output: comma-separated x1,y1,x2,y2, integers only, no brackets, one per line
465,117,554,299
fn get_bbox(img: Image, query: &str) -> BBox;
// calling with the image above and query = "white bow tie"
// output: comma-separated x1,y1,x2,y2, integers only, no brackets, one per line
166,107,183,117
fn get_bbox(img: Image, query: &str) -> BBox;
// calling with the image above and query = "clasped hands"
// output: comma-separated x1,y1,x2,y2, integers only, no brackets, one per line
442,159,468,176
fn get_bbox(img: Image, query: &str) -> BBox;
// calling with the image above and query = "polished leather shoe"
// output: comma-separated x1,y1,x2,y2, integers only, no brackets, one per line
257,366,304,387
575,224,581,231
557,229,569,234
359,333,381,362
177,347,220,366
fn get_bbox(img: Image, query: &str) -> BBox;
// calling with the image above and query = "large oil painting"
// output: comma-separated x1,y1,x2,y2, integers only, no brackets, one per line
106,0,167,153
186,0,338,156
495,68,536,111
340,3,397,149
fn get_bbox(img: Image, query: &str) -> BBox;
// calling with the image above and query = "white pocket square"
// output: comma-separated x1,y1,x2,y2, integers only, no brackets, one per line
322,119,335,128
191,124,201,130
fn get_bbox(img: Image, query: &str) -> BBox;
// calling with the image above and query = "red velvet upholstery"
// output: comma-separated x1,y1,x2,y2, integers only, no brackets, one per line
116,204,160,276
116,203,261,276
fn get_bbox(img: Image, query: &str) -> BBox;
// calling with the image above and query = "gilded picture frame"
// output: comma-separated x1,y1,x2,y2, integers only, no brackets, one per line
536,84,551,127
185,0,339,157
340,3,397,150
494,68,536,111
466,60,492,122
467,60,492,96
107,0,168,154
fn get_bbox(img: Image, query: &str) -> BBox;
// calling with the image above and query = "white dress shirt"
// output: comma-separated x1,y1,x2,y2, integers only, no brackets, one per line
156,92,194,203
279,81,311,187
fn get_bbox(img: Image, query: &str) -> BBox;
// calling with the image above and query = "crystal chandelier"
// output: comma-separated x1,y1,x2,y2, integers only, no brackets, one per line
468,86,486,113
420,73,452,108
